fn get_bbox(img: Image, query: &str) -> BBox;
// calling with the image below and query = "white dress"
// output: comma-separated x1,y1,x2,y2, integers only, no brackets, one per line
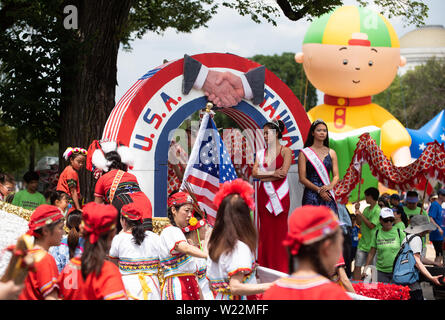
159,225,199,300
195,257,214,300
109,230,161,300
206,240,258,300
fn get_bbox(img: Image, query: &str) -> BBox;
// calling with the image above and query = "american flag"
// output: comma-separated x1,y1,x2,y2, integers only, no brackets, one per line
180,112,238,225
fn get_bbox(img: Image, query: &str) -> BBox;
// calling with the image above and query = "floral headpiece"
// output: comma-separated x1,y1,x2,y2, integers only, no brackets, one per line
213,178,255,211
63,147,88,161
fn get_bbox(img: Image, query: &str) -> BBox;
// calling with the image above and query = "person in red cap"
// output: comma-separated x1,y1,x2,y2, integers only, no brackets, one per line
19,204,65,300
159,191,207,300
263,205,352,300
207,179,273,300
108,202,161,300
58,202,127,300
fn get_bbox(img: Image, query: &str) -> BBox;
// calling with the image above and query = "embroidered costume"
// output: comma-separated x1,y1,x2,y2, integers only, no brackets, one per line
206,240,258,300
58,257,127,300
263,274,351,300
109,231,161,300
159,225,200,300
19,248,60,300
19,205,65,300
94,169,152,224
58,202,127,300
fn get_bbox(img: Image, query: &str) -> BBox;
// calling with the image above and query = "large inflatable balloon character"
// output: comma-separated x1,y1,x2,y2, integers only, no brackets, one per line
295,6,412,168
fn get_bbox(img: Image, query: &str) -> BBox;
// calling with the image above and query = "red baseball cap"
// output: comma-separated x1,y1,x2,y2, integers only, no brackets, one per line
82,202,118,244
27,204,64,237
283,205,340,255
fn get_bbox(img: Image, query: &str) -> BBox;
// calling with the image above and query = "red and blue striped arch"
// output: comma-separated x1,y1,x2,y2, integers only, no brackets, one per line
103,53,310,217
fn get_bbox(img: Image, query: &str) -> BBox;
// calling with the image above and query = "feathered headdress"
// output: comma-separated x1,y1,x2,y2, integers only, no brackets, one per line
213,178,255,211
86,139,135,178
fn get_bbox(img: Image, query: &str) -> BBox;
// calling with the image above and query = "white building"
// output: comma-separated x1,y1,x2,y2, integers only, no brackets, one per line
400,25,445,74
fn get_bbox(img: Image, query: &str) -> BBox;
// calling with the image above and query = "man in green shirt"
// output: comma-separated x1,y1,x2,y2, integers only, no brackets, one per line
404,191,426,220
12,171,46,211
352,187,381,280
363,207,405,283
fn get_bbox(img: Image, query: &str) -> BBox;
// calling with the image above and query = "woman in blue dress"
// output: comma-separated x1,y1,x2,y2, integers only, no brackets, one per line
298,119,339,214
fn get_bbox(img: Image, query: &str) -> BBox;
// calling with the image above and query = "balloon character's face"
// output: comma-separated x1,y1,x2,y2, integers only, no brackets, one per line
297,42,405,98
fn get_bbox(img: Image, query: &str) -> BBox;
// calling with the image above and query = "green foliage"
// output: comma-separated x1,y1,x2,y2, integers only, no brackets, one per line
373,57,445,129
0,0,430,147
249,52,318,109
0,122,28,173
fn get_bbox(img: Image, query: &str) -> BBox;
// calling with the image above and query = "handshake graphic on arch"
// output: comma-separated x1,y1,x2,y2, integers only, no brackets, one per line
182,54,265,108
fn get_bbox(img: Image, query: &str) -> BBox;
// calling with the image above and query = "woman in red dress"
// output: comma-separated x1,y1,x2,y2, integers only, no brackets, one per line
252,119,292,274
58,202,127,300
88,141,153,233
263,205,351,300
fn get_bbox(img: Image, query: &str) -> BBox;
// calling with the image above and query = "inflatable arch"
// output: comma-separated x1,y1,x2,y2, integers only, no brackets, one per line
102,53,311,217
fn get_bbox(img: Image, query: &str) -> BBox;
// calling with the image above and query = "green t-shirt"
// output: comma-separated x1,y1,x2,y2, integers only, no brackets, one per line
12,189,46,211
371,227,405,273
404,206,426,219
357,205,381,252
394,221,406,233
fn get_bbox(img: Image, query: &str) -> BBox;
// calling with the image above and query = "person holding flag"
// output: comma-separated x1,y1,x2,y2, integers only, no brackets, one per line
179,106,238,225
252,119,292,274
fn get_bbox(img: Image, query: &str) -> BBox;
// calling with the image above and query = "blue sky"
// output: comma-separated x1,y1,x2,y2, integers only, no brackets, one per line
115,0,445,103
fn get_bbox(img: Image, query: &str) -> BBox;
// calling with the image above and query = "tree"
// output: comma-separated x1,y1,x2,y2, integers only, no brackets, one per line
373,57,445,129
249,52,318,110
0,122,28,174
0,0,430,201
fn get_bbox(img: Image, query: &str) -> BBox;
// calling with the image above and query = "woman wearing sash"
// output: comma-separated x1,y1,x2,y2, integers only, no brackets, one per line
89,141,153,233
298,119,339,214
252,119,292,274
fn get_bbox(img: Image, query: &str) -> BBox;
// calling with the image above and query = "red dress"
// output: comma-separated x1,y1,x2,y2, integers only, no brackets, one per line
94,169,152,220
257,149,290,274
263,274,352,300
58,257,127,300
19,248,59,300
57,165,80,200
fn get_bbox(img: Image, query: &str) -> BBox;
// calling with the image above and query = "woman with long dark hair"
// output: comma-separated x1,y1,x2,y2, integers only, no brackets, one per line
58,202,127,300
298,119,339,214
206,179,273,300
159,191,207,300
108,202,161,300
264,205,351,300
252,119,292,274
89,141,153,233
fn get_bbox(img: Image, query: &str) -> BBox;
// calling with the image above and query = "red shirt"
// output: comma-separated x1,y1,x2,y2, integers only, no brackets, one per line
94,169,152,219
57,165,80,197
58,257,127,300
263,274,352,300
19,248,59,300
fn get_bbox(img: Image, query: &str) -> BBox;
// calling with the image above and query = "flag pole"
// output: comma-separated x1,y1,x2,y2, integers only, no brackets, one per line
419,178,429,215
356,163,363,204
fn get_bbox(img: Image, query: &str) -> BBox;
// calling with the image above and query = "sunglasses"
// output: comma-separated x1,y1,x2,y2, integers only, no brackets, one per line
382,218,395,223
